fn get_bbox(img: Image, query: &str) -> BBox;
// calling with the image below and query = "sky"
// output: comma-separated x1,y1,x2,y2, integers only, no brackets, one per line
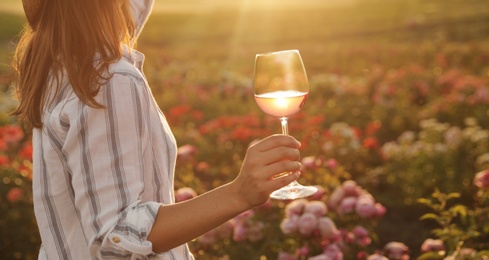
0,0,355,15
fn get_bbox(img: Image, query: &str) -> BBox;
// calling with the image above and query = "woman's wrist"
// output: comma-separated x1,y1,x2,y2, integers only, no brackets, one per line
223,182,253,211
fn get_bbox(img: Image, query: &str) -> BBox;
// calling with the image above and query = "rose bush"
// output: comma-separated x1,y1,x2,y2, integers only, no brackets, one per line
2,0,489,258
0,124,40,260
3,59,489,259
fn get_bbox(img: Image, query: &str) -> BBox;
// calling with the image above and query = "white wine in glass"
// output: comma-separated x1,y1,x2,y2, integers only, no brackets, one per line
253,49,317,200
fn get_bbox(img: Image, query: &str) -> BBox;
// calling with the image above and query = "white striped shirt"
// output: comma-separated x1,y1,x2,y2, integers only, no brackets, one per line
32,0,194,259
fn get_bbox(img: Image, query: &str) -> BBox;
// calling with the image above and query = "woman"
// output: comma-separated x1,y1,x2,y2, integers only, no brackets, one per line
12,0,303,259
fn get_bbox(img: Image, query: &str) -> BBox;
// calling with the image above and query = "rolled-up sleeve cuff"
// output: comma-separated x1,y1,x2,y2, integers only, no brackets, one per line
102,201,162,258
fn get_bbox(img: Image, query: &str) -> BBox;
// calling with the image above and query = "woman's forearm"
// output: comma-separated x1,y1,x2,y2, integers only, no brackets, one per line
147,182,248,253
148,135,302,253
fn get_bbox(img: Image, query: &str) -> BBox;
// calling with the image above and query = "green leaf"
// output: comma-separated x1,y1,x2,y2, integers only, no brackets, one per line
420,213,439,221
467,230,481,238
431,228,445,237
446,192,461,201
432,189,443,200
417,198,433,207
417,251,445,260
449,205,467,218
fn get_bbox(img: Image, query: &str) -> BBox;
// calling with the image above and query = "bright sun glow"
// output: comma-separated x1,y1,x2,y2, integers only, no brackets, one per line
274,97,288,108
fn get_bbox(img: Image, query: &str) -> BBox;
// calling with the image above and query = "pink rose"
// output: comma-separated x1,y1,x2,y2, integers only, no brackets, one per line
197,229,217,245
342,180,360,197
309,185,325,200
358,193,375,202
216,219,235,239
298,212,319,236
7,187,23,203
328,187,345,210
318,217,339,240
352,225,369,238
357,251,368,259
308,254,329,260
367,254,389,260
342,230,355,243
0,155,9,166
235,210,254,221
296,246,310,256
233,223,247,242
195,161,209,174
338,196,357,215
304,200,328,217
420,238,445,252
384,242,409,260
357,236,372,247
175,187,197,202
323,244,343,260
0,125,24,146
247,222,265,242
0,139,6,150
352,226,372,247
301,156,319,170
375,203,387,217
277,252,298,260
355,195,377,218
326,159,338,169
19,142,33,160
177,144,197,161
474,169,489,189
285,199,308,217
280,215,299,234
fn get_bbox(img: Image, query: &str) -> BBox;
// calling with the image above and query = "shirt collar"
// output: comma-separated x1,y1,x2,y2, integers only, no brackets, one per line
122,44,145,70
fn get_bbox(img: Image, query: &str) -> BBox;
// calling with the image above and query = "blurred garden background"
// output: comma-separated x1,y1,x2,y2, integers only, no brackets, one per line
1,0,489,259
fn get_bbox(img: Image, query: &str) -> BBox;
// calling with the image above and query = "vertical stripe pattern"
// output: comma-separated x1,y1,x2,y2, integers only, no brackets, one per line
32,0,194,258
32,41,194,260
33,54,193,260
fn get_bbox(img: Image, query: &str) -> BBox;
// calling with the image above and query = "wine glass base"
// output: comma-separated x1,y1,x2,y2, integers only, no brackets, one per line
270,185,318,200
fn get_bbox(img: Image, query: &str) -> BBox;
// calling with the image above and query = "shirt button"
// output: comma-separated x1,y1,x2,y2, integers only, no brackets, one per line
112,236,121,243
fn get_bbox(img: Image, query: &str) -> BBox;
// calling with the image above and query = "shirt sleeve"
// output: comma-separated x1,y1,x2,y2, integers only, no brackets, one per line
130,0,154,38
62,71,162,259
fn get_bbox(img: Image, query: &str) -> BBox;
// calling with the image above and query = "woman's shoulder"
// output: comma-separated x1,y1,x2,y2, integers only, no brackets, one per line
106,58,146,86
108,59,141,77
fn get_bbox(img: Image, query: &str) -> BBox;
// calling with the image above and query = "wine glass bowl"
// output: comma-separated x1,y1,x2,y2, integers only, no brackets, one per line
253,50,317,200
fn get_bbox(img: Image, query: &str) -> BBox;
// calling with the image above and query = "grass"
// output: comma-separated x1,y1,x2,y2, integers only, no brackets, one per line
139,0,489,80
1,0,488,78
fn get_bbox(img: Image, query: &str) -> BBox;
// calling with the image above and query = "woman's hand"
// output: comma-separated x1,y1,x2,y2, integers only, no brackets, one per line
148,135,302,253
230,134,302,208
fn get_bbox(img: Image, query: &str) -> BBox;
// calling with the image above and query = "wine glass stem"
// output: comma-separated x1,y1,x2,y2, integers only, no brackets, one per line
280,117,289,136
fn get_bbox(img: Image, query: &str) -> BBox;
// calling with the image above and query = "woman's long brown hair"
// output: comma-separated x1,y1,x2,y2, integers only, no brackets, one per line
11,0,136,128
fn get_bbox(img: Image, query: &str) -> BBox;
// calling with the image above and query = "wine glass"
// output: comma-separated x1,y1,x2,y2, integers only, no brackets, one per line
253,49,317,200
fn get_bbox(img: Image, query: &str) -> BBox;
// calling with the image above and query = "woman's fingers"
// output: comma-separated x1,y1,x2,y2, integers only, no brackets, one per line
268,146,301,164
246,145,300,168
244,135,302,180
270,171,301,189
257,170,301,194
260,159,302,180
247,135,301,165
233,135,304,206
251,134,301,152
